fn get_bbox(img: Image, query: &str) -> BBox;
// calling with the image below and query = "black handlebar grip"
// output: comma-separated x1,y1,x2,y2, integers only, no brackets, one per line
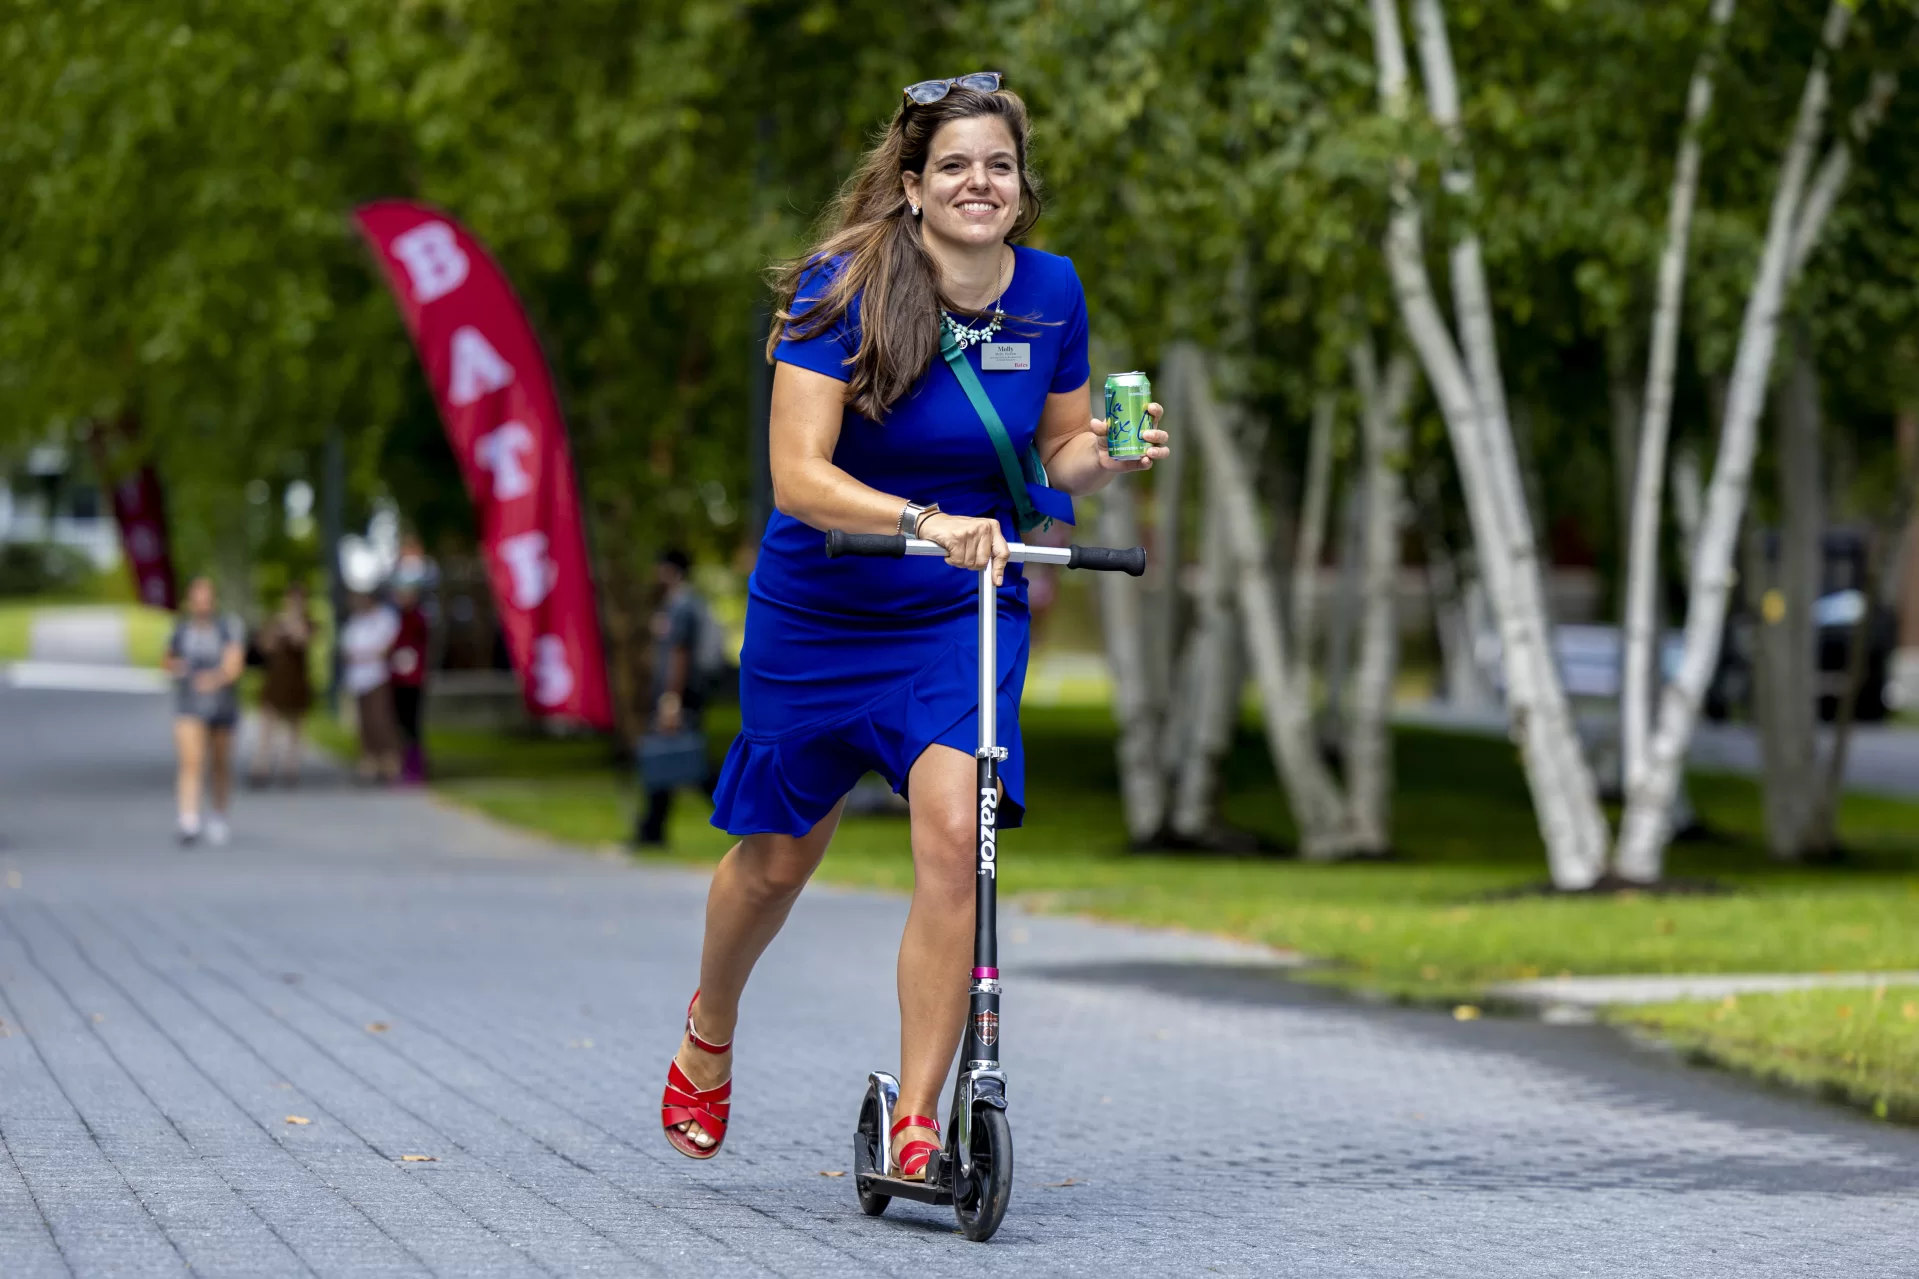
825,530,909,558
1067,545,1148,576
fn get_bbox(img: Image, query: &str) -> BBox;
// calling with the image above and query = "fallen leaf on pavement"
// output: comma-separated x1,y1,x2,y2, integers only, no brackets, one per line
285,1115,312,1125
401,1154,438,1162
818,1170,845,1177
1453,1005,1481,1021
365,1022,390,1033
1043,1178,1080,1188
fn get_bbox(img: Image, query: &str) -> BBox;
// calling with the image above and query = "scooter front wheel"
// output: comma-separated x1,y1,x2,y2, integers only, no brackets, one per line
952,1106,1012,1242
853,1085,891,1217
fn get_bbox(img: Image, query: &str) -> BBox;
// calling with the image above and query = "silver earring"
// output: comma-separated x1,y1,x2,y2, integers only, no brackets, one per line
910,203,921,217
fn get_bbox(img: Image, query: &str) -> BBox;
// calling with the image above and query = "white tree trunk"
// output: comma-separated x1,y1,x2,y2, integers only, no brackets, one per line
1147,352,1190,710
1292,393,1338,684
1788,70,1898,281
1413,468,1497,710
1170,491,1243,840
1179,344,1358,856
1671,442,1706,578
1615,1,1854,880
1324,482,1364,740
1621,0,1738,790
1096,469,1167,843
1347,342,1416,852
1375,0,1609,888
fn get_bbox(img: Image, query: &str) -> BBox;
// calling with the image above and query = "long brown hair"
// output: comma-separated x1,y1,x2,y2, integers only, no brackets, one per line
766,86,1043,420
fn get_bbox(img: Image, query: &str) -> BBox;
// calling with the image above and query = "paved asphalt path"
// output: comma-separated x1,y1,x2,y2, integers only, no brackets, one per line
3,685,1919,1278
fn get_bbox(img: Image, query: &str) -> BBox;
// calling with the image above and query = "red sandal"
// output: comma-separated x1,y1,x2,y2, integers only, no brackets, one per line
889,1114,942,1181
661,992,732,1160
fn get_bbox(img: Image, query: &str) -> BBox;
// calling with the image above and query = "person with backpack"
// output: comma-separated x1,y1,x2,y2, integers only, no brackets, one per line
165,576,247,845
635,548,721,846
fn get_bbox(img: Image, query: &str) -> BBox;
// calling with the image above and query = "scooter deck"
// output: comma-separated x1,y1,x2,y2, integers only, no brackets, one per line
858,1173,954,1206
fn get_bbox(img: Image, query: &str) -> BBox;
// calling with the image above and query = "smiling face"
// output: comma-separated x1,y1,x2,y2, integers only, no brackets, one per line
902,115,1022,254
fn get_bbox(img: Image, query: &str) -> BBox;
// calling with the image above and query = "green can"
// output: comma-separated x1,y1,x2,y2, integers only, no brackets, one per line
1103,371,1153,460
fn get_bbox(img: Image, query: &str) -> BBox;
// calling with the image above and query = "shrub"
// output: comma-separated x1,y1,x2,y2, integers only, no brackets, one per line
0,542,98,597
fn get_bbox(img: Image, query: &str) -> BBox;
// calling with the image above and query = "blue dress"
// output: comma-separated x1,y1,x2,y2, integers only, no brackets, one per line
709,245,1091,836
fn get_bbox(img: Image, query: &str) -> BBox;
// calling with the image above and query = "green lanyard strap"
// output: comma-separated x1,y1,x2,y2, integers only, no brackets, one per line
938,323,1062,533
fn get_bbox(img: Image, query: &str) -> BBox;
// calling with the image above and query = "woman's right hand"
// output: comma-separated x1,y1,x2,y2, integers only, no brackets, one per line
919,513,1010,586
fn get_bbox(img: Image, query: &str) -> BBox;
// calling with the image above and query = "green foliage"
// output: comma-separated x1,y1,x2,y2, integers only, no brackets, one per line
4,0,1917,668
0,542,95,597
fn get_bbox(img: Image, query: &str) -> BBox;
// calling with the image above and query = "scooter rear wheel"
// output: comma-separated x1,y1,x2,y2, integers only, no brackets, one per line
952,1106,1012,1242
853,1086,890,1217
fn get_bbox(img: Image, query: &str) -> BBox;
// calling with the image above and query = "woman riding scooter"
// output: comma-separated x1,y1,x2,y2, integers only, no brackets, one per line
659,74,1167,1177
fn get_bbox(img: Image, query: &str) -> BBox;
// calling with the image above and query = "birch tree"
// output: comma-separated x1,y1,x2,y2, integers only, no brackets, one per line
1346,340,1417,852
1182,343,1356,856
1620,0,1738,795
1182,340,1409,858
1094,468,1170,843
1168,493,1244,842
1614,1,1899,880
1370,0,1611,888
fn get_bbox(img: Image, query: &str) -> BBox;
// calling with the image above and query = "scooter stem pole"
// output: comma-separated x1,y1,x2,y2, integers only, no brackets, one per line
968,565,1001,1069
977,565,996,762
975,566,998,975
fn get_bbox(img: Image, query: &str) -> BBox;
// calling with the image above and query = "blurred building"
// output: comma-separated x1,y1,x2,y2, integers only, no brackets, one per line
0,444,118,570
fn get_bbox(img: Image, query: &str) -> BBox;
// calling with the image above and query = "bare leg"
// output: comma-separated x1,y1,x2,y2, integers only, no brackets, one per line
893,745,981,1170
282,716,304,781
207,727,235,815
250,711,279,783
669,798,847,1150
174,717,207,826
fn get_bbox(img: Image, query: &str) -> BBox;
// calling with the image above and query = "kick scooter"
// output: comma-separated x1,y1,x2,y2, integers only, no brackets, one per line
824,529,1147,1242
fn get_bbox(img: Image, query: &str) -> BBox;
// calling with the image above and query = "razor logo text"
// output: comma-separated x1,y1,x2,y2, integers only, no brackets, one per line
978,787,998,878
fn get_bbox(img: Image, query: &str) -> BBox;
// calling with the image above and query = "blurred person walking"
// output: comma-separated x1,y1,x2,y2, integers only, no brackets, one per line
389,575,432,784
249,582,314,786
635,549,719,847
340,591,402,784
166,576,246,845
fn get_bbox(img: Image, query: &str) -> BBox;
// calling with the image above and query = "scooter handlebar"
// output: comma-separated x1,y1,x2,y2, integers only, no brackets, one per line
823,530,1147,575
824,530,909,558
1066,544,1148,577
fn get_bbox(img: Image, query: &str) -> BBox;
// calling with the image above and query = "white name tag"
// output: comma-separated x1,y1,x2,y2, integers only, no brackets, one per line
980,342,1030,371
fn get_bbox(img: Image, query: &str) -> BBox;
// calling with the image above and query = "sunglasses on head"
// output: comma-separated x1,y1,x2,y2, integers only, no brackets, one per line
902,71,1004,106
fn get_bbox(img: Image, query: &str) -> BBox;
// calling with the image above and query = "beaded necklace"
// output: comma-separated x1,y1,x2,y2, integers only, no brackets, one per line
940,248,1011,351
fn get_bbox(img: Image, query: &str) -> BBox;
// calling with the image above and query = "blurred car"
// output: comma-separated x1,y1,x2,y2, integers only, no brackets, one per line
1476,530,1892,723
1715,528,1895,724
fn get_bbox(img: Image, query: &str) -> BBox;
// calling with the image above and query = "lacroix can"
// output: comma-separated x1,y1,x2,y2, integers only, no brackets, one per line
1104,371,1152,461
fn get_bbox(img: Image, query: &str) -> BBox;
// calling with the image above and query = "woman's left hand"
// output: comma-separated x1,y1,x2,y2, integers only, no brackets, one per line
1090,401,1168,472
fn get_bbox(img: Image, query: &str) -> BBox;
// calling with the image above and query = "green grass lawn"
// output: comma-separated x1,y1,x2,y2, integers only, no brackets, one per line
0,600,173,666
1612,985,1919,1121
0,603,29,663
315,700,1919,1121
